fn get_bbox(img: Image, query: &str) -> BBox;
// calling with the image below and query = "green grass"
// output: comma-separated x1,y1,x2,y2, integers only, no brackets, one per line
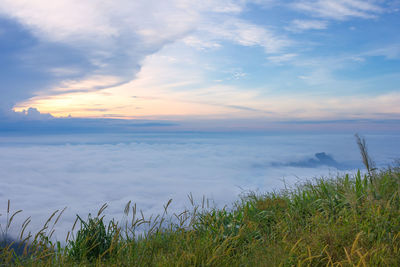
2,166,400,266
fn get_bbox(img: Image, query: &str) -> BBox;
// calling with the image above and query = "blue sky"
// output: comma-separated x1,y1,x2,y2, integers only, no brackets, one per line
0,0,399,132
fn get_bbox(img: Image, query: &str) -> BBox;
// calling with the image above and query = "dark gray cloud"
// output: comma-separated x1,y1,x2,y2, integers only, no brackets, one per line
0,107,177,135
0,17,94,113
0,116,176,134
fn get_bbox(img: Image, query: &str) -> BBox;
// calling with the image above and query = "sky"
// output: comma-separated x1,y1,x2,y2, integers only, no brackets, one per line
0,0,400,132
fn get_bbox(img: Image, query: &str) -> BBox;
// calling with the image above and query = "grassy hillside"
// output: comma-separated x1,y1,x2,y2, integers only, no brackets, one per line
1,137,400,266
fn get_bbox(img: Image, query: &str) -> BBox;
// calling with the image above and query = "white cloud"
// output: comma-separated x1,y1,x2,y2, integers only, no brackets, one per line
292,0,384,20
203,18,291,53
287,19,328,32
363,44,400,60
182,36,222,50
0,0,198,45
48,67,82,77
267,53,298,63
0,0,206,81
298,68,334,85
0,0,281,59
181,16,291,54
9,107,54,120
51,75,124,94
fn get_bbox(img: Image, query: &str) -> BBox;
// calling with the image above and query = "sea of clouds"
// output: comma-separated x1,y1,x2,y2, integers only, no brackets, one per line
0,133,399,241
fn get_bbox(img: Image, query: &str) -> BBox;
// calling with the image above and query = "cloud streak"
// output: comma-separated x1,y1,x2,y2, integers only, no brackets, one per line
292,0,384,20
287,19,328,32
199,18,291,53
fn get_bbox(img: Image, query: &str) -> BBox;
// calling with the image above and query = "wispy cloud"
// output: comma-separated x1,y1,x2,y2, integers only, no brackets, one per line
363,44,400,60
267,53,298,63
286,19,328,32
202,18,291,53
292,0,385,20
182,36,222,50
49,75,125,94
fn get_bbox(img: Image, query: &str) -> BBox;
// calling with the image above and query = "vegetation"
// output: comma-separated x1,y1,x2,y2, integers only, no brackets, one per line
1,137,400,266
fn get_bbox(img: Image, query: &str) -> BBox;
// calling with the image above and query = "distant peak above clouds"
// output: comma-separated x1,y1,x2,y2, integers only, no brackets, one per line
268,152,351,170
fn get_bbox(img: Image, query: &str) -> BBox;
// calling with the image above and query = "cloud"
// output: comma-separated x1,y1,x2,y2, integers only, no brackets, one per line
267,53,298,63
0,107,54,122
201,18,291,53
0,1,206,111
292,0,385,20
15,48,400,122
14,42,275,119
286,19,328,32
0,0,397,123
45,75,125,95
298,68,334,85
363,44,400,60
0,0,200,46
0,115,176,134
182,36,222,50
16,107,54,120
0,0,292,117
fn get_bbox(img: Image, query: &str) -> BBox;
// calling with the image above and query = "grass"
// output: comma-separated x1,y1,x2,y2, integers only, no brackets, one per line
1,139,400,266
